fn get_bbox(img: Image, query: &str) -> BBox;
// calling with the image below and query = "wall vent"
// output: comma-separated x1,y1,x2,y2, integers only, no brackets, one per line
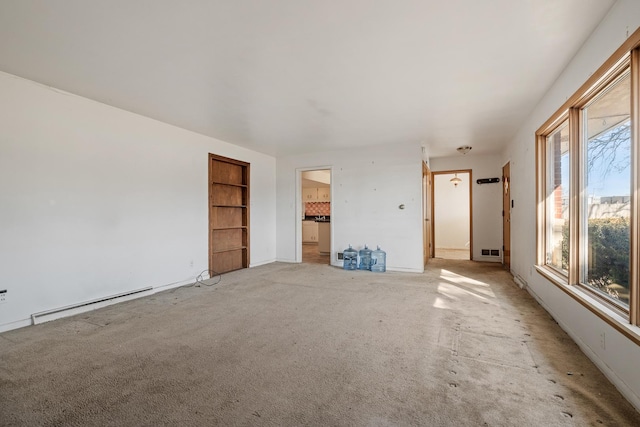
482,249,500,257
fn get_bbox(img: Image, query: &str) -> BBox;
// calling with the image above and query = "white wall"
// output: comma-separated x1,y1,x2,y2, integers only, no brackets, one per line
0,72,276,332
433,173,470,250
503,0,640,410
277,142,424,272
430,154,503,262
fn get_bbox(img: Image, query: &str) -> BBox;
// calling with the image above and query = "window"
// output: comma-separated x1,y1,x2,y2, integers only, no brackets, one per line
536,30,640,338
545,121,569,274
581,72,631,308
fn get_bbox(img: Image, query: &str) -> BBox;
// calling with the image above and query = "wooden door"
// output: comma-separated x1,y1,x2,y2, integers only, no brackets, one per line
423,162,433,265
502,162,511,269
209,154,250,274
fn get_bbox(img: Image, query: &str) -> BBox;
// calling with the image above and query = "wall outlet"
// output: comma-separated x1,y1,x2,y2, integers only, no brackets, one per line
337,252,344,260
0,289,6,304
481,249,490,256
600,332,606,350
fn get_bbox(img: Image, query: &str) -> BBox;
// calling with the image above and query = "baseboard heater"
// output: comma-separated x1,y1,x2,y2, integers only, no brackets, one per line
31,286,153,325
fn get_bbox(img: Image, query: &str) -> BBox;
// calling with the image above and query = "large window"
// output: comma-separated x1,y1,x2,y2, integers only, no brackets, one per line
545,121,569,274
581,72,631,308
536,32,640,337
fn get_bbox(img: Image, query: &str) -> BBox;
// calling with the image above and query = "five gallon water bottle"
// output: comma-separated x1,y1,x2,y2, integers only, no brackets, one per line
371,245,386,272
359,244,373,270
343,245,358,270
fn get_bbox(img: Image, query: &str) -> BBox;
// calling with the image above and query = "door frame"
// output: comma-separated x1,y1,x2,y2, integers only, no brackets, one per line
296,166,333,264
502,161,511,269
423,162,433,265
431,169,473,260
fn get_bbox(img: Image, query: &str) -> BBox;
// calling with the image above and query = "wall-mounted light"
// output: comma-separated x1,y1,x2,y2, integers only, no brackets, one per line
450,173,462,187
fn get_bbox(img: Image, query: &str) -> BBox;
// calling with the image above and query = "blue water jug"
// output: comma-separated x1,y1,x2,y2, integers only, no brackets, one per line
359,245,372,271
343,245,358,270
371,245,386,272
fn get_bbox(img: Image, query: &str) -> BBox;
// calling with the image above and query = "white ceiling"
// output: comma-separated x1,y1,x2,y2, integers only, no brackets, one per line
0,0,615,158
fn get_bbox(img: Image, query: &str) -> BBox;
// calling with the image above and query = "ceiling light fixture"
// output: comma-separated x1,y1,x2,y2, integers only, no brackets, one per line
450,173,462,187
457,145,472,155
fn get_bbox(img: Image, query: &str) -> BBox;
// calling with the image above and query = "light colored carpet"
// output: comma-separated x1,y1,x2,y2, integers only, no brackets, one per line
1,260,638,426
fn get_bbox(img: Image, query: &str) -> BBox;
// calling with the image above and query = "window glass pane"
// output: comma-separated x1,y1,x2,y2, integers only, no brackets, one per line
582,72,631,307
546,122,569,273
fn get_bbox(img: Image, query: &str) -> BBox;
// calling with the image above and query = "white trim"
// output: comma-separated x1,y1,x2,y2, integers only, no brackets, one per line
0,319,31,334
249,259,276,268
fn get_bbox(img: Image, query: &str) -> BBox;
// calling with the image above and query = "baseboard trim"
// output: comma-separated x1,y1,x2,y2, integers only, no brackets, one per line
0,318,32,334
250,259,276,268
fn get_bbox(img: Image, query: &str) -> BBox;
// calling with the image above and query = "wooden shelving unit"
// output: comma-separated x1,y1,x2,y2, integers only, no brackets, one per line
209,154,250,274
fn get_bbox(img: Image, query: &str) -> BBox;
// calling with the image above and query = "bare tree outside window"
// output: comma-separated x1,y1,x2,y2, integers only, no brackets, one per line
582,73,631,306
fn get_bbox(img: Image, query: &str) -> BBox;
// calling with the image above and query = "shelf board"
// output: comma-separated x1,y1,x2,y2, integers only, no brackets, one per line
212,246,247,254
211,181,248,188
212,226,248,231
211,204,247,208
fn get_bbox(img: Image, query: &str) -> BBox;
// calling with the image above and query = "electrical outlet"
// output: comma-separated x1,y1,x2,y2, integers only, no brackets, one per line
337,252,344,260
600,332,606,350
0,289,7,304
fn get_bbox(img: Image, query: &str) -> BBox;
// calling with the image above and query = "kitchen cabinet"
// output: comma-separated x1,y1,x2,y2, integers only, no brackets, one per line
317,187,331,201
302,220,318,242
318,222,330,253
302,187,330,202
302,188,318,201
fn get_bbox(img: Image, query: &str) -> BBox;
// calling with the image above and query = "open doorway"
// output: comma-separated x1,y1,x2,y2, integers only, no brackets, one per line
432,170,472,260
502,162,511,269
301,169,331,264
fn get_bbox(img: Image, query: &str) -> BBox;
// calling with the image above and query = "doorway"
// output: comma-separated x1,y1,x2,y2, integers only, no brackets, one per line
432,170,472,260
502,162,511,269
300,169,331,265
423,162,433,265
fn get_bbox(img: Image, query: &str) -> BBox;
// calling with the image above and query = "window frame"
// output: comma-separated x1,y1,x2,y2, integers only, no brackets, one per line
541,118,570,278
535,28,640,343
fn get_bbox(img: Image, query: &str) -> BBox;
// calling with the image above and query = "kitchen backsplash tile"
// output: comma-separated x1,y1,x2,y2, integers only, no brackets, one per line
305,202,331,216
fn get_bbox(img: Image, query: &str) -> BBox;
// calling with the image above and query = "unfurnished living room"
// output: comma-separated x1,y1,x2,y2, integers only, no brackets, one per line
2,1,640,426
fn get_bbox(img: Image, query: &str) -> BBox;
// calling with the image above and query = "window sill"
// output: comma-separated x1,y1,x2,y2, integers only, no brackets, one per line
535,265,640,346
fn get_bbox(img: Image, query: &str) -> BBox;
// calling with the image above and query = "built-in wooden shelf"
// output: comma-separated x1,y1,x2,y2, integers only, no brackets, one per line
209,154,250,274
